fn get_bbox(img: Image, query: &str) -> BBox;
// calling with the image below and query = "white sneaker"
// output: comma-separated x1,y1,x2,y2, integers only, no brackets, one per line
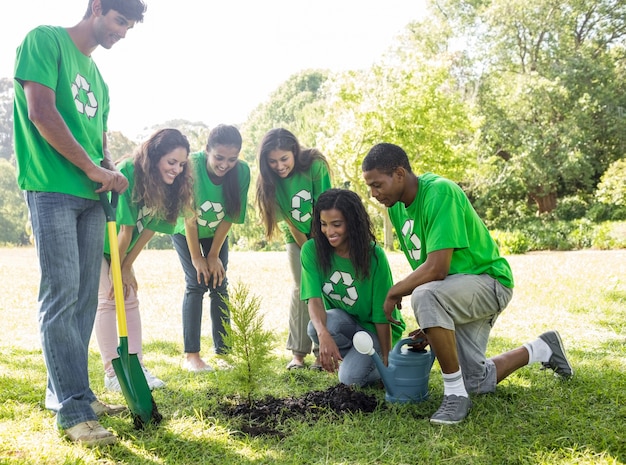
104,374,122,392
142,367,166,390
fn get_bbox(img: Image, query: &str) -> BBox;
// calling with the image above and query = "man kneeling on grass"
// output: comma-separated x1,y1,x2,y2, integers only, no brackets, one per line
362,143,574,425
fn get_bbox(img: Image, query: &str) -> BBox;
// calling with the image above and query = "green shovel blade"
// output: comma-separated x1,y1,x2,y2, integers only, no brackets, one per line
111,336,154,423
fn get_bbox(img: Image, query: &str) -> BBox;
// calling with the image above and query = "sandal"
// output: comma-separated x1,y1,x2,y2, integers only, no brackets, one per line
286,360,305,370
309,364,323,371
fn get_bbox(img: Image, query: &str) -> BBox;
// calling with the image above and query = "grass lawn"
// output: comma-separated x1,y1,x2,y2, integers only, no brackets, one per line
0,247,624,464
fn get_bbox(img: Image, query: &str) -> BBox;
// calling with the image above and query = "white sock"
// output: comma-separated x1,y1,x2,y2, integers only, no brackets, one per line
442,369,468,398
523,338,553,365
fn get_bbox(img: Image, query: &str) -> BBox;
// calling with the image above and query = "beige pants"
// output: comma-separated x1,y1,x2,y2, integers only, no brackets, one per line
95,258,143,376
285,242,317,357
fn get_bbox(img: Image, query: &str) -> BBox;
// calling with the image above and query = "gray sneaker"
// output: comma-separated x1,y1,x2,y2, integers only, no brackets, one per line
539,330,574,379
430,395,472,425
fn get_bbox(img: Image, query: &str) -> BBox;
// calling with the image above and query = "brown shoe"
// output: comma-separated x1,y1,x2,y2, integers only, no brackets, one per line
90,400,126,417
64,420,117,446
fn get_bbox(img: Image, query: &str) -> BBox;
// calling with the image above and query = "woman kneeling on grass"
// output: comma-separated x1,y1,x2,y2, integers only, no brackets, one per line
301,188,406,386
95,128,194,392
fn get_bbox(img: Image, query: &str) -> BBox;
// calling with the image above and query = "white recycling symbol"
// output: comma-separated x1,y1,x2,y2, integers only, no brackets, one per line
290,189,312,223
198,200,225,229
401,219,421,260
135,205,154,234
197,200,225,229
322,270,359,306
72,73,98,118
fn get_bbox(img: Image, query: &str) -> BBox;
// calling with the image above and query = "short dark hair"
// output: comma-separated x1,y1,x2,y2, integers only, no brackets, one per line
362,143,413,175
84,0,147,21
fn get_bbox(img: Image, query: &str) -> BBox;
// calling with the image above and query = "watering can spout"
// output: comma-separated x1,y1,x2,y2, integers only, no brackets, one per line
352,331,397,396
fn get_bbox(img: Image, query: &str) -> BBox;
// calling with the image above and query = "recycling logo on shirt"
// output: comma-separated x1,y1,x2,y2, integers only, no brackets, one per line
322,270,359,307
290,189,312,223
197,200,225,229
136,205,154,234
72,73,98,119
401,219,421,261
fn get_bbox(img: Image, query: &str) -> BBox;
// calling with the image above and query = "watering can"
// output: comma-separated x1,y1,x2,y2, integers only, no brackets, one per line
353,331,436,403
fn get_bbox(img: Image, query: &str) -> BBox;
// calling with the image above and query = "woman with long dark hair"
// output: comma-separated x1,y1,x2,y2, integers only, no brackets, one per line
171,124,250,371
255,128,331,370
301,188,405,385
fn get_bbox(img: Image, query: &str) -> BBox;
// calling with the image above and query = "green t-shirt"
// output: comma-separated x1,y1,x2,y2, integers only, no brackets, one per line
388,173,514,288
300,240,406,345
13,26,110,200
104,158,176,255
174,151,250,239
275,159,331,243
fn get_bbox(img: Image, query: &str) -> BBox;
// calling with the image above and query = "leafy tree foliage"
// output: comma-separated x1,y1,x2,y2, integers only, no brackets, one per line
240,70,329,164
235,70,330,250
438,0,626,216
594,158,626,220
314,19,478,246
0,78,13,160
143,119,211,153
0,159,28,245
107,131,137,161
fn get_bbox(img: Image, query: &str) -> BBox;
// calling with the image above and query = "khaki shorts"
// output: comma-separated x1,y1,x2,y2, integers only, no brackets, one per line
411,273,513,394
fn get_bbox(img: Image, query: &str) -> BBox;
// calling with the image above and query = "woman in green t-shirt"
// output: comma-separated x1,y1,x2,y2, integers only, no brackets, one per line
95,128,194,392
255,128,332,370
301,188,405,386
171,125,250,372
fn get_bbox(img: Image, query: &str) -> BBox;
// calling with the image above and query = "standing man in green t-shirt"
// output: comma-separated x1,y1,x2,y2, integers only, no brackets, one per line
362,143,573,425
13,0,147,446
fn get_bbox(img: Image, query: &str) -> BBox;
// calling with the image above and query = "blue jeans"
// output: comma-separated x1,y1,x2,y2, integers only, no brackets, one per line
26,191,105,429
307,308,381,386
171,233,230,355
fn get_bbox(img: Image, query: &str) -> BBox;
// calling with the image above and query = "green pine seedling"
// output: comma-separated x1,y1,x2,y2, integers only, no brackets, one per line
222,281,275,405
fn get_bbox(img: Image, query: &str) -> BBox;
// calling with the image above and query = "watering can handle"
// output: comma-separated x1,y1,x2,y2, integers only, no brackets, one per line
393,337,427,354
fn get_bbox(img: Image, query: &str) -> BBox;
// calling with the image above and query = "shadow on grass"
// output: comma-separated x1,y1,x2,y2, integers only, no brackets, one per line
2,335,624,464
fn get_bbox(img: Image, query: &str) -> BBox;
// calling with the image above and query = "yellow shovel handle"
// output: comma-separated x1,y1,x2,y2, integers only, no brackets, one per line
100,192,128,339
106,220,128,338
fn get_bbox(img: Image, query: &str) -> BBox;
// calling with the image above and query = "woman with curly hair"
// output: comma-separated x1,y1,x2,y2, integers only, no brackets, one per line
95,128,194,391
255,128,331,370
301,188,405,386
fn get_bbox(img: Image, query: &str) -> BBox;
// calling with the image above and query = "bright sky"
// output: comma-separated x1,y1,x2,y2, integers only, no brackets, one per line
1,0,428,139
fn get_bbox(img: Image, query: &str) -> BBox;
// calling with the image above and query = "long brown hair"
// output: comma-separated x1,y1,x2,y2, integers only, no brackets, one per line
131,128,194,223
255,128,328,238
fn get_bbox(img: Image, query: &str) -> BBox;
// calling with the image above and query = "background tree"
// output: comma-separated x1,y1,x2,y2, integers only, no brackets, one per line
106,131,136,161
316,18,478,247
235,70,330,250
0,78,13,160
0,159,28,245
437,0,626,219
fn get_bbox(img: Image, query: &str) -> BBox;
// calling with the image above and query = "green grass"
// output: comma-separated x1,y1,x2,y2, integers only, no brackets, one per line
0,248,625,464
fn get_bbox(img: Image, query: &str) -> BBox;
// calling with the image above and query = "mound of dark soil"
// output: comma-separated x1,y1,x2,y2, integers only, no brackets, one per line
222,383,384,437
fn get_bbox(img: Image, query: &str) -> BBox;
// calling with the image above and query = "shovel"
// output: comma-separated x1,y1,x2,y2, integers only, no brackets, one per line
99,192,162,429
